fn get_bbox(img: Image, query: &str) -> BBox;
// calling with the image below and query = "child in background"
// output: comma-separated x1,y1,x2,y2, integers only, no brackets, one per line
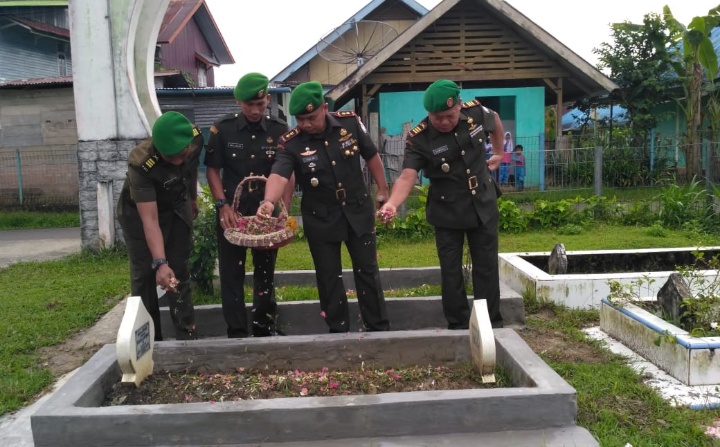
512,144,525,191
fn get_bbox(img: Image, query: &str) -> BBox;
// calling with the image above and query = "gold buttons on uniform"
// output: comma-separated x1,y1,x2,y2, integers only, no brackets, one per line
251,154,255,159
338,183,343,187
232,153,236,157
325,141,329,147
251,135,256,139
345,150,351,156
472,190,477,195
332,161,336,166
466,169,471,174
461,151,466,155
441,163,449,172
311,178,319,187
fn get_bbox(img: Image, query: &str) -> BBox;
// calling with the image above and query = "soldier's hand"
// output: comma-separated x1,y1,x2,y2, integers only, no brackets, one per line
376,203,396,225
256,200,274,218
487,154,502,171
156,264,178,293
191,199,199,220
218,204,237,231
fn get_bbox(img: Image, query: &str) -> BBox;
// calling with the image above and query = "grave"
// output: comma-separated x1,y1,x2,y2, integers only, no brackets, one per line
499,246,720,309
30,329,597,446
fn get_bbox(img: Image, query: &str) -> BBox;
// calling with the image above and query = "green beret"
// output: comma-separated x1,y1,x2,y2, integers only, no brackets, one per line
423,79,461,113
234,72,269,102
151,111,194,156
289,81,324,116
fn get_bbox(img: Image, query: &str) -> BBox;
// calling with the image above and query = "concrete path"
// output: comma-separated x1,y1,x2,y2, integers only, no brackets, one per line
0,227,81,269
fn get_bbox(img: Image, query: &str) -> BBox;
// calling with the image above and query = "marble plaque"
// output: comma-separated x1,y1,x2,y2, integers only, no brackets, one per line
469,299,496,383
116,296,155,387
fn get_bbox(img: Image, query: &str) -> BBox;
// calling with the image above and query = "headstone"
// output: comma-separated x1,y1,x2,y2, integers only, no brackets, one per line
116,296,155,387
469,300,496,383
548,243,568,275
657,273,692,325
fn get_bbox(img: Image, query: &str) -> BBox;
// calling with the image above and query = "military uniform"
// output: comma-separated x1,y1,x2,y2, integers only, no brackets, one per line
205,112,288,337
271,111,389,332
116,126,203,341
403,99,504,328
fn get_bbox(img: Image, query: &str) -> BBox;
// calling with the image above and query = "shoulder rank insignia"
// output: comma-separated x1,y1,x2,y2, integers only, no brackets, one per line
279,127,301,144
192,126,201,137
141,154,160,173
462,99,481,108
407,121,427,138
210,125,219,134
332,110,356,118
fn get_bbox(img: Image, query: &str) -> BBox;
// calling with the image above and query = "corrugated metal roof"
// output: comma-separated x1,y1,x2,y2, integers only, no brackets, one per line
10,16,70,37
0,1,67,6
0,76,72,87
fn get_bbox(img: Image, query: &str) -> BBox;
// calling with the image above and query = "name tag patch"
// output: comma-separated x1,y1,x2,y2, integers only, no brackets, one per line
432,145,449,156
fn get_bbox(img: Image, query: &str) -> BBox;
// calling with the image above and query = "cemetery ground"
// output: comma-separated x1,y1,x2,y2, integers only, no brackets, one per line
4,225,720,445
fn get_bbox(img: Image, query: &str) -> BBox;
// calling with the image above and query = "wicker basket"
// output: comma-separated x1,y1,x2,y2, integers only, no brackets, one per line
223,175,297,249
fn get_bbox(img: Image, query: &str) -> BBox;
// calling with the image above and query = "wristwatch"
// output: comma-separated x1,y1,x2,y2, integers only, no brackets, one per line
151,258,168,271
215,199,227,209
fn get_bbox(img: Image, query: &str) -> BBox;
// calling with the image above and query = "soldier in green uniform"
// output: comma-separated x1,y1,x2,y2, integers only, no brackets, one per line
379,79,505,329
257,81,390,333
205,72,293,338
117,111,203,341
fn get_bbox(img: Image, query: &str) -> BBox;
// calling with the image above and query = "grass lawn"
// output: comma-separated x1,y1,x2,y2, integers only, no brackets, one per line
2,223,720,445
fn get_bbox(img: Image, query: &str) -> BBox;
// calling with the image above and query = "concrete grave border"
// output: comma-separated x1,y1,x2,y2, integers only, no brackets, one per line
32,330,577,446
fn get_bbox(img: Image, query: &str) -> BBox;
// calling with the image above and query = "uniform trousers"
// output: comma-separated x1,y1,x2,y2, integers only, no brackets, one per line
217,220,278,338
434,214,504,330
306,227,390,333
122,215,197,341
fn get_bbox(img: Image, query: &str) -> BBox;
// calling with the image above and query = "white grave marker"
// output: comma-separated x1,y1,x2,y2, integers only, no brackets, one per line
116,296,155,387
469,299,496,383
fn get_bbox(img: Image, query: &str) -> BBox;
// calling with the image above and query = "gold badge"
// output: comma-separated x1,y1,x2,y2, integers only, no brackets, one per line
340,128,347,136
446,97,454,108
258,89,264,98
266,136,273,143
344,150,351,156
210,125,219,134
441,163,450,173
467,117,473,124
306,103,314,113
300,147,317,156
310,177,319,187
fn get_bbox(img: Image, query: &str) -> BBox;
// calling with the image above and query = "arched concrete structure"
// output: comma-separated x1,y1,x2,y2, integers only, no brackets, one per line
68,0,170,249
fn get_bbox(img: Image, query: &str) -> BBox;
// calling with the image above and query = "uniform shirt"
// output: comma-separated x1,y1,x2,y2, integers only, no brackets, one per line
272,111,376,240
204,113,288,215
116,128,204,234
403,100,502,229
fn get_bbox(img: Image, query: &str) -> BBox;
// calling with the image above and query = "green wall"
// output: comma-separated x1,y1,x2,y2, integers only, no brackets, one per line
378,87,545,188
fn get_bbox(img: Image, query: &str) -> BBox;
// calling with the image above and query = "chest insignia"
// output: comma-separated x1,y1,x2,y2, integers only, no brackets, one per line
470,125,484,138
300,147,317,156
340,128,347,136
432,145,449,156
141,154,160,172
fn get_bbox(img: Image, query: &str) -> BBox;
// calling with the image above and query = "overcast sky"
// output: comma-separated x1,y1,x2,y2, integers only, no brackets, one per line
204,0,720,87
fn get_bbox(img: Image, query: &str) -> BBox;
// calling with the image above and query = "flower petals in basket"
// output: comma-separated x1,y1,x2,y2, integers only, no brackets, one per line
223,175,298,249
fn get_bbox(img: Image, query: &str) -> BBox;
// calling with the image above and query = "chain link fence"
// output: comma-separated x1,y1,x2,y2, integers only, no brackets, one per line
0,146,79,210
3,132,720,211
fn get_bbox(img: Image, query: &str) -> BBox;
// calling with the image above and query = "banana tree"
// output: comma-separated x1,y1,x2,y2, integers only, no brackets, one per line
663,5,720,180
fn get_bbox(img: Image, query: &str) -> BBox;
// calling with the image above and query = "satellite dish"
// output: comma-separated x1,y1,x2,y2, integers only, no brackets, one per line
317,20,399,67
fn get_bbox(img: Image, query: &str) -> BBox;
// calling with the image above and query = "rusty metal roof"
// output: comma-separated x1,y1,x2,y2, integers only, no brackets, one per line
10,16,70,38
0,76,72,88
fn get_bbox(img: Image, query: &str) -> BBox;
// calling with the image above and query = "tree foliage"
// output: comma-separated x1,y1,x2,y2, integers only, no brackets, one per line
591,13,677,143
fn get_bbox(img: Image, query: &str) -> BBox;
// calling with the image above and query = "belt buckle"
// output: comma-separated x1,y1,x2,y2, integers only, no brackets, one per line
247,180,257,192
335,188,346,201
468,176,479,190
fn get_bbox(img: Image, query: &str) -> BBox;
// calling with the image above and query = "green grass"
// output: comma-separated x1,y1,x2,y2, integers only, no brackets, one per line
0,211,80,229
528,302,720,446
4,221,720,445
